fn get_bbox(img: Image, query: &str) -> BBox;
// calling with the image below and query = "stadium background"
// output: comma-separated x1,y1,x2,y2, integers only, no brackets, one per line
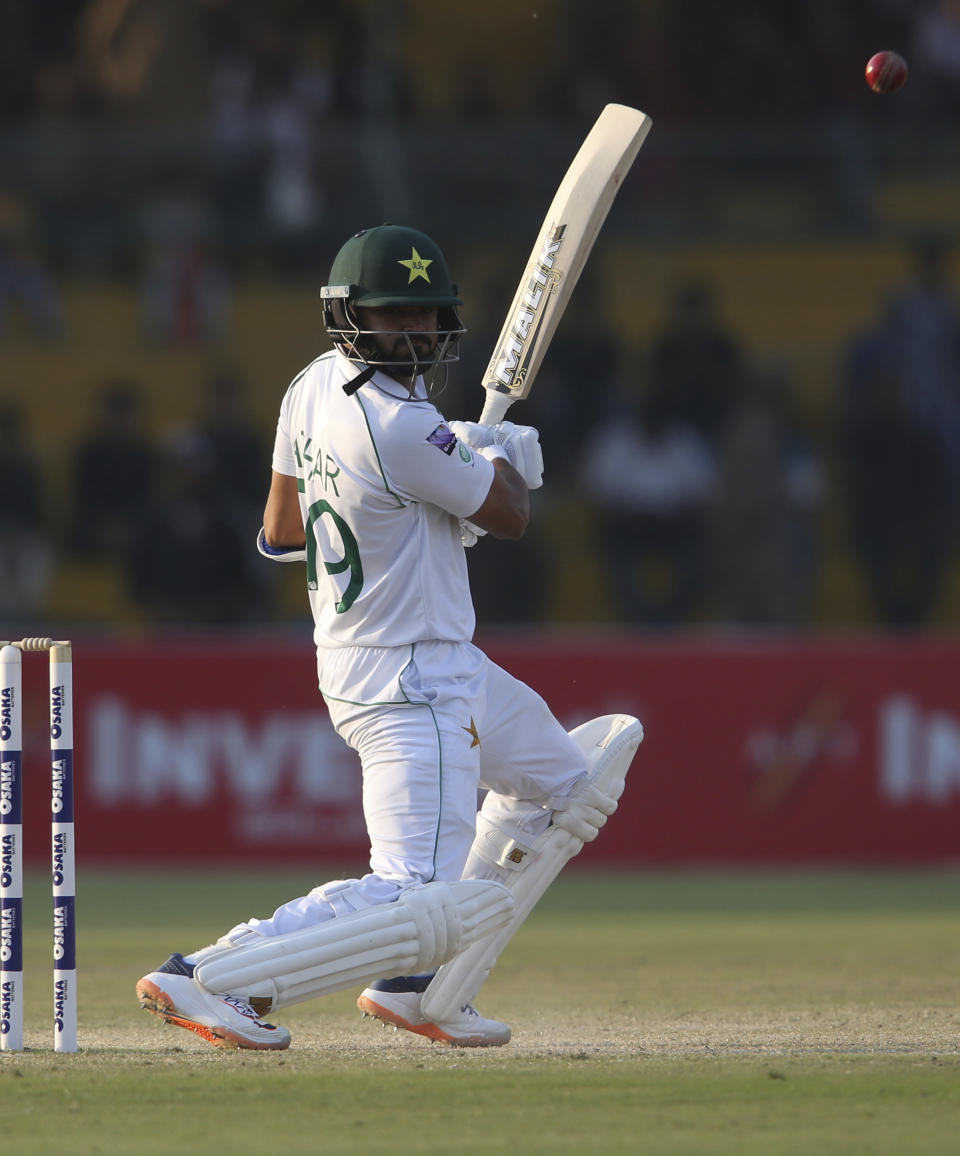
2,0,959,866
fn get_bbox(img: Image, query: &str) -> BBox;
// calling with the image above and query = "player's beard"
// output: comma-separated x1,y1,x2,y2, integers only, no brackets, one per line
373,332,438,375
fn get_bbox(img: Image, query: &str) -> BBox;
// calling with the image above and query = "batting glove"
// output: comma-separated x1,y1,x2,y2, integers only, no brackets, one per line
449,420,495,450
492,421,544,489
449,420,544,488
459,518,487,547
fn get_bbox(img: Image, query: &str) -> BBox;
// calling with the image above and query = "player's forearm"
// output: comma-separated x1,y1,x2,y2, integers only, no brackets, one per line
262,521,306,550
466,460,529,539
263,470,306,548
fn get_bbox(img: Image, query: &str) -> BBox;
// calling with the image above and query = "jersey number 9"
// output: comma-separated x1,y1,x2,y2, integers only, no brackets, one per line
305,500,364,614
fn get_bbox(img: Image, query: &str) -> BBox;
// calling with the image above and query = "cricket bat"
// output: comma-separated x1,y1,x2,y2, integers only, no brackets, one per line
478,104,652,426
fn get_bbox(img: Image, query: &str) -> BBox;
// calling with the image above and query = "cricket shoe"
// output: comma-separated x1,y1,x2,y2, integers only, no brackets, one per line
357,975,511,1048
136,953,291,1051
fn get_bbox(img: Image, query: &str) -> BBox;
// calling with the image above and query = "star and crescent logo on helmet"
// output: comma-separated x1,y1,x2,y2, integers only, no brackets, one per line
398,247,432,284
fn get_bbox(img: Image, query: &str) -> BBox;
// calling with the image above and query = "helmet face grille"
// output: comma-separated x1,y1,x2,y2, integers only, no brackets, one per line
323,225,462,308
321,295,465,390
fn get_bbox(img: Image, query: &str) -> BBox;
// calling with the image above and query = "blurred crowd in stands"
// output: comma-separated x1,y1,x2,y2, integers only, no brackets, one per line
0,1,950,129
0,1,956,272
1,0,960,633
5,229,959,633
0,363,271,627
457,233,960,631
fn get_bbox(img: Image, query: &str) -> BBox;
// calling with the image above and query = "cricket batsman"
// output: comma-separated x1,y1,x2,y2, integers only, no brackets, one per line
137,224,642,1049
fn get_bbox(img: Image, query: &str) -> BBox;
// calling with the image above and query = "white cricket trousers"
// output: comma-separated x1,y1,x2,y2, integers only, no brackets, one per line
225,640,586,940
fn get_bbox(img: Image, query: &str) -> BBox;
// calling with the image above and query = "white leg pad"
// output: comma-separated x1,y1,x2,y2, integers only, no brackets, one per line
420,714,643,1023
194,879,514,1012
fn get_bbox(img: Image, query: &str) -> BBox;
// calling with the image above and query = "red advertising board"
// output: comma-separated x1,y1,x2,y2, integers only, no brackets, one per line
13,634,960,865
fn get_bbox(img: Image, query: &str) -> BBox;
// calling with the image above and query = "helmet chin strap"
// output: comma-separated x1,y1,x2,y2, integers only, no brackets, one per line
342,365,377,397
342,360,448,400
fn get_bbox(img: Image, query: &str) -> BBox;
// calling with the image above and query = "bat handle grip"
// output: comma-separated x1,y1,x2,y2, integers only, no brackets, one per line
478,390,512,426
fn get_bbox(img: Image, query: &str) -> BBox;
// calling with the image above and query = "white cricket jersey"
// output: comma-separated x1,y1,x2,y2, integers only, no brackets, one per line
273,350,494,659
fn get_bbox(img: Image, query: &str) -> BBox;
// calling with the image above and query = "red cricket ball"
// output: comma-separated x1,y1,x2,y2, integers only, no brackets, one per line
865,51,908,94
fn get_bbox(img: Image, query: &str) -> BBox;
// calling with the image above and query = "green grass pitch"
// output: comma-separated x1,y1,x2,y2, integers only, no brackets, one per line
2,868,959,1154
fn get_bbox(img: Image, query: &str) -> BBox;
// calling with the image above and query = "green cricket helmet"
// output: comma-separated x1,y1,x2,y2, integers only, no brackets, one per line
320,224,465,390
